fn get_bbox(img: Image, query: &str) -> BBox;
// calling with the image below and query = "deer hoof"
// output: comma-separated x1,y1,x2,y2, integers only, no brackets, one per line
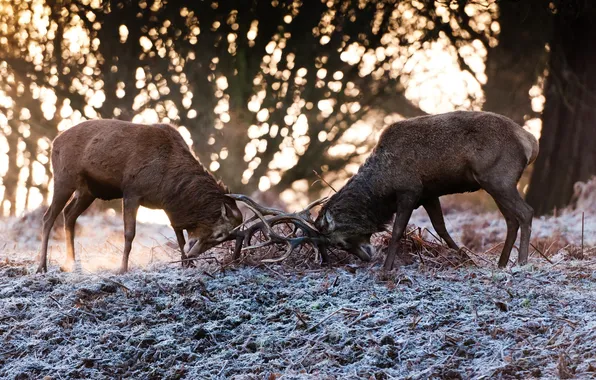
60,261,75,273
382,261,395,271
383,254,411,271
35,265,47,274
399,254,415,266
355,251,371,262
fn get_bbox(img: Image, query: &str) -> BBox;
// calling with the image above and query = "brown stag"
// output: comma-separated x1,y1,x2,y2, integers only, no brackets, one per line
314,111,539,270
225,111,539,271
37,119,242,274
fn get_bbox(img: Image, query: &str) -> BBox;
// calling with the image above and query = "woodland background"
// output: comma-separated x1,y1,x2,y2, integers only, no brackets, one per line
1,0,594,218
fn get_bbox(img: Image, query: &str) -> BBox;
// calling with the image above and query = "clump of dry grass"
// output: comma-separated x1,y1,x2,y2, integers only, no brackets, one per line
222,223,353,271
225,221,476,273
531,229,571,259
459,222,502,253
0,258,33,277
372,227,476,270
9,206,68,240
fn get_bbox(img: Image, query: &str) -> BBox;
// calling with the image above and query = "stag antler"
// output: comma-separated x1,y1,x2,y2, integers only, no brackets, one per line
225,194,329,263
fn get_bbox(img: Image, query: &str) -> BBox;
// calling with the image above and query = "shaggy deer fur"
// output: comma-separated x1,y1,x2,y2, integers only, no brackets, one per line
315,111,539,270
37,120,242,273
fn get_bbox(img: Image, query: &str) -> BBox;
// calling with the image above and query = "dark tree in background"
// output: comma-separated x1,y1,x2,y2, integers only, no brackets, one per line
526,0,596,215
482,0,550,125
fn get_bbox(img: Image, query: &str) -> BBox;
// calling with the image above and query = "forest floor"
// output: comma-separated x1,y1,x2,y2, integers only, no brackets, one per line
1,188,596,379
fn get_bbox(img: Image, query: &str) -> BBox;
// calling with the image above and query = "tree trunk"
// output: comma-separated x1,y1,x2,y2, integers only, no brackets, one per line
483,0,550,125
24,159,34,212
3,131,20,217
213,109,252,192
526,7,596,215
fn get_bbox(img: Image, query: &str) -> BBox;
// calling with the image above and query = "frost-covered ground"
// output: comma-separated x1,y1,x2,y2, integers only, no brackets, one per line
1,260,595,379
1,194,596,379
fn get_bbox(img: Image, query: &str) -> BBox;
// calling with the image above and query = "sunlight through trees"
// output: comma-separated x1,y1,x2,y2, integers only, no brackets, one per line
4,0,587,218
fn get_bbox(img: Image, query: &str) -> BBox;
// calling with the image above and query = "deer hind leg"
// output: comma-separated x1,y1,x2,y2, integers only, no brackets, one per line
423,197,459,250
119,197,140,274
481,179,533,268
492,202,520,268
62,190,95,272
37,184,75,273
496,189,533,266
383,193,419,271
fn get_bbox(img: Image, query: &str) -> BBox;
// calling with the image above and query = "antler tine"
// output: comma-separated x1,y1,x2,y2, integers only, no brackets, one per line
236,201,279,239
261,236,308,263
232,215,320,252
231,196,311,251
295,196,328,223
224,196,271,238
304,196,328,211
226,194,285,216
267,215,319,236
225,216,280,258
228,213,263,235
225,193,329,263
232,234,244,260
226,193,285,236
242,214,263,226
261,235,328,263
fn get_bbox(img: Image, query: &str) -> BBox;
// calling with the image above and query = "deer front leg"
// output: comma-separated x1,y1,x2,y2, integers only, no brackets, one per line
423,197,459,250
37,186,74,273
383,194,418,271
318,243,330,264
119,197,139,274
174,228,189,268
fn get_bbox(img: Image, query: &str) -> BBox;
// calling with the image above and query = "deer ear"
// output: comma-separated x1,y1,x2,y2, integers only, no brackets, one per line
230,203,243,221
324,212,335,231
218,180,230,194
222,203,237,220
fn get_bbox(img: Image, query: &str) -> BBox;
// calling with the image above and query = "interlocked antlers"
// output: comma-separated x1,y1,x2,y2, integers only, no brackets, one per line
225,194,329,263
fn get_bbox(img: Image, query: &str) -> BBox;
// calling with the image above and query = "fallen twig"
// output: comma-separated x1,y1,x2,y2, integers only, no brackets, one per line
309,307,349,331
530,243,554,264
169,256,221,265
